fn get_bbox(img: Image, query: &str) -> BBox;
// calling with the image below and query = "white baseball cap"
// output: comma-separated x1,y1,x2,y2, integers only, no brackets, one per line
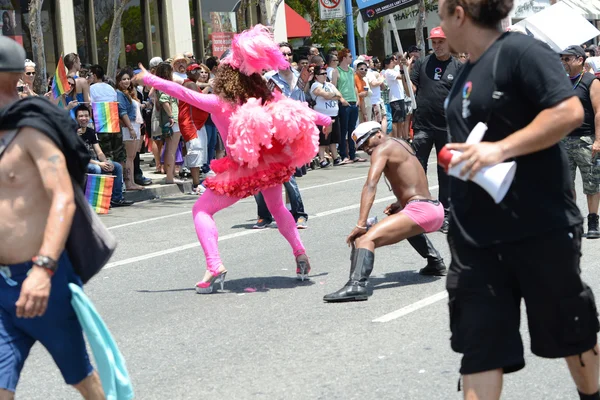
352,121,382,149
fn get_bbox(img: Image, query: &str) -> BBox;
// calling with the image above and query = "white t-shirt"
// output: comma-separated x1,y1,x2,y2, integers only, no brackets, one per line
90,82,117,102
310,81,339,117
383,68,404,102
326,66,335,82
367,69,382,105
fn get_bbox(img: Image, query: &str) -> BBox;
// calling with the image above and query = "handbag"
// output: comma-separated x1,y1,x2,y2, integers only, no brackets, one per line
67,183,117,283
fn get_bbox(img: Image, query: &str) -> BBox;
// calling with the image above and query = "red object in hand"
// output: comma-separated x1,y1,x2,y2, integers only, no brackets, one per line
437,146,454,172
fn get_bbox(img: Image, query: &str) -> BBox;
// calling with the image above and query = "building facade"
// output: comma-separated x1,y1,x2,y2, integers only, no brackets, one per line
0,0,288,72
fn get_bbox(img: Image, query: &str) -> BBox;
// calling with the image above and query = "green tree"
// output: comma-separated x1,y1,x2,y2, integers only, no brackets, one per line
286,0,345,48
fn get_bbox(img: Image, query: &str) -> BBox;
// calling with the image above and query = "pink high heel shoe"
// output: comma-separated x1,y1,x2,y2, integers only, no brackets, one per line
195,268,228,294
295,254,311,281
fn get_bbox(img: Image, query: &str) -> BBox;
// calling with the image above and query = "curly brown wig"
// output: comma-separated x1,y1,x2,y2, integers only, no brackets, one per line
212,63,273,105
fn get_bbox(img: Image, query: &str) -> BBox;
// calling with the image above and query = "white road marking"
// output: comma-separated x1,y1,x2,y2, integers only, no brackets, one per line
372,291,448,323
108,176,367,230
104,185,439,269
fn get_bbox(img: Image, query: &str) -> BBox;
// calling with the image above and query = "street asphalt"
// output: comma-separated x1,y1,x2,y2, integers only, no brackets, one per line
15,153,600,399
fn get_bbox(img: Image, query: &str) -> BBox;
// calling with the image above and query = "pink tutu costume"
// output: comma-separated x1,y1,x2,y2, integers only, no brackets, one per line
142,73,331,280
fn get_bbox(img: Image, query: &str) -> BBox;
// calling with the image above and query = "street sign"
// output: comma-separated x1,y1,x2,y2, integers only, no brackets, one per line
356,13,369,38
359,0,420,22
319,0,345,20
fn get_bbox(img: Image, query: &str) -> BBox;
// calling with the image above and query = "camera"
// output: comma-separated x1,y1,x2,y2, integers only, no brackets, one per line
17,86,23,93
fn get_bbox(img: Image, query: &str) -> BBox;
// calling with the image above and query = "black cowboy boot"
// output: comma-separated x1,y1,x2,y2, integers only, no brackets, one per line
323,248,375,302
407,234,447,276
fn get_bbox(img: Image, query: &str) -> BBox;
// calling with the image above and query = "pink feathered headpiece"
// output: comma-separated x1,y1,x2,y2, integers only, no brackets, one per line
221,24,290,76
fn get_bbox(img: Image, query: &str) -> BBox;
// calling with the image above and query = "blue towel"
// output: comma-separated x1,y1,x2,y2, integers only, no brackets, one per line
69,283,134,400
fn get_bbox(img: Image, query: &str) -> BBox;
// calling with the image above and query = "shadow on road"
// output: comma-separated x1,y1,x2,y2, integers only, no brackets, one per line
135,273,329,294
370,270,442,293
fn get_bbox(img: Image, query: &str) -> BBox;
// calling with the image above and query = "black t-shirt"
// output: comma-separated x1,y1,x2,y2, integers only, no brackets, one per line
445,32,582,246
411,54,463,132
78,127,99,161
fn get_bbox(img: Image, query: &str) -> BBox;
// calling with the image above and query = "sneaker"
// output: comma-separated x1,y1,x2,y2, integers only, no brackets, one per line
253,218,273,229
439,218,449,234
110,198,134,207
587,213,600,239
320,159,330,168
206,170,216,177
296,217,308,229
333,157,342,166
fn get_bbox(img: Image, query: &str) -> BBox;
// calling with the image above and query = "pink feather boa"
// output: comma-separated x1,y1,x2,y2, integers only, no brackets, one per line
221,24,289,76
226,93,320,171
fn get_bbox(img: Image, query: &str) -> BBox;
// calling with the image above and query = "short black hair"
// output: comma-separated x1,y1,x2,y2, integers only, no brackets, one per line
278,42,292,50
89,64,104,80
205,56,219,71
298,54,308,62
75,104,90,117
356,62,367,69
384,54,396,67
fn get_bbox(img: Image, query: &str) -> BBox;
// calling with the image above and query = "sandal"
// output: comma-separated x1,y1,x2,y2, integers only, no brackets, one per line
319,159,330,168
353,157,367,163
340,158,354,165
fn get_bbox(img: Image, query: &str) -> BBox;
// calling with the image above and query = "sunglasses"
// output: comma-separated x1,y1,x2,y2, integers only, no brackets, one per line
25,72,36,76
560,56,577,62
358,68,367,71
282,52,292,56
317,72,327,76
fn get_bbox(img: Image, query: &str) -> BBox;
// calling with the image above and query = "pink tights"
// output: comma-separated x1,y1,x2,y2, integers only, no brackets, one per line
192,185,306,274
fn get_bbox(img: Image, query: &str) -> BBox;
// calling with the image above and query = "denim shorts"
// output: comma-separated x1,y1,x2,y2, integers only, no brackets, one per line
0,253,92,391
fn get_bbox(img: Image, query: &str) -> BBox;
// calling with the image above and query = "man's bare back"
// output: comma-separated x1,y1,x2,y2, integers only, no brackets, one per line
371,137,432,206
0,128,65,264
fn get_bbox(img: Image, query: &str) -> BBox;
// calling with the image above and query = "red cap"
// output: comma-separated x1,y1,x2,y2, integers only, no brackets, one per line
437,146,454,171
428,26,446,40
186,63,200,72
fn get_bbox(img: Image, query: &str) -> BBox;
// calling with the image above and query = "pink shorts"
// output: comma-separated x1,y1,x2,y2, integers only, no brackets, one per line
400,199,445,233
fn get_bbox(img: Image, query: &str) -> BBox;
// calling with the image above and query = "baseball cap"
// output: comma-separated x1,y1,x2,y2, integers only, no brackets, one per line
352,121,382,149
408,45,421,53
149,57,163,69
186,63,201,72
560,45,586,59
0,36,25,72
427,26,446,40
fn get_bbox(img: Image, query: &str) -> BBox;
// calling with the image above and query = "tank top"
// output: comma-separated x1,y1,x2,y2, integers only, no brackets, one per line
569,72,597,137
336,66,357,102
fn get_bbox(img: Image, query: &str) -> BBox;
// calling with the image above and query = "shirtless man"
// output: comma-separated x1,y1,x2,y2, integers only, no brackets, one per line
0,37,103,399
324,121,446,302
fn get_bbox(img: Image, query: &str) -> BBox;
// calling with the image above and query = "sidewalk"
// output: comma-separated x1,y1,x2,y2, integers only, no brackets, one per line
123,153,195,203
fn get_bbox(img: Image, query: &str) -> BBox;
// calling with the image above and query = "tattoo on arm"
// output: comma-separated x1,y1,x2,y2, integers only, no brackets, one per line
47,154,61,164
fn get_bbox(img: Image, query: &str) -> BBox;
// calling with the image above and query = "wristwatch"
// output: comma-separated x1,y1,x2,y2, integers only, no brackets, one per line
32,255,58,276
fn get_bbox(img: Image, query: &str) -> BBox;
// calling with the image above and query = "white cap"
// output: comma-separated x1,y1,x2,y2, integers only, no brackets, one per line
352,121,382,149
149,57,163,69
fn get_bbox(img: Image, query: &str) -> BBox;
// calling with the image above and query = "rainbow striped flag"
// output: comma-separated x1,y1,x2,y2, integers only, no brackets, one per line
51,54,69,98
92,102,120,133
85,174,114,214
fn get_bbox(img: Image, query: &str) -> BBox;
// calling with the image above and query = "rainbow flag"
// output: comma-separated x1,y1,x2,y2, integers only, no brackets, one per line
51,54,69,98
92,102,120,133
85,174,114,214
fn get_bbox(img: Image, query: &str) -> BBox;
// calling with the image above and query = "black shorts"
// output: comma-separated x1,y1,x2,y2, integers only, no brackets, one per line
446,223,599,375
390,100,406,123
319,117,340,146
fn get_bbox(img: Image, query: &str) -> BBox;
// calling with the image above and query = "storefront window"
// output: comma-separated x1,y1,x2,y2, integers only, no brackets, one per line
73,0,92,64
94,0,149,69
148,0,163,60
201,0,239,58
0,0,58,71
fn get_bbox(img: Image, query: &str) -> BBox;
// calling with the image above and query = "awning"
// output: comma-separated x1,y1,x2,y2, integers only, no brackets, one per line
285,4,311,38
562,0,600,19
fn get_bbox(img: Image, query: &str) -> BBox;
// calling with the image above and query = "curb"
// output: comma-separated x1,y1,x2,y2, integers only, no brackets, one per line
123,181,194,202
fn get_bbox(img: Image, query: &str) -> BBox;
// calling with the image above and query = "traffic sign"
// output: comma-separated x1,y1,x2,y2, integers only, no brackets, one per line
319,0,345,20
358,0,420,22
